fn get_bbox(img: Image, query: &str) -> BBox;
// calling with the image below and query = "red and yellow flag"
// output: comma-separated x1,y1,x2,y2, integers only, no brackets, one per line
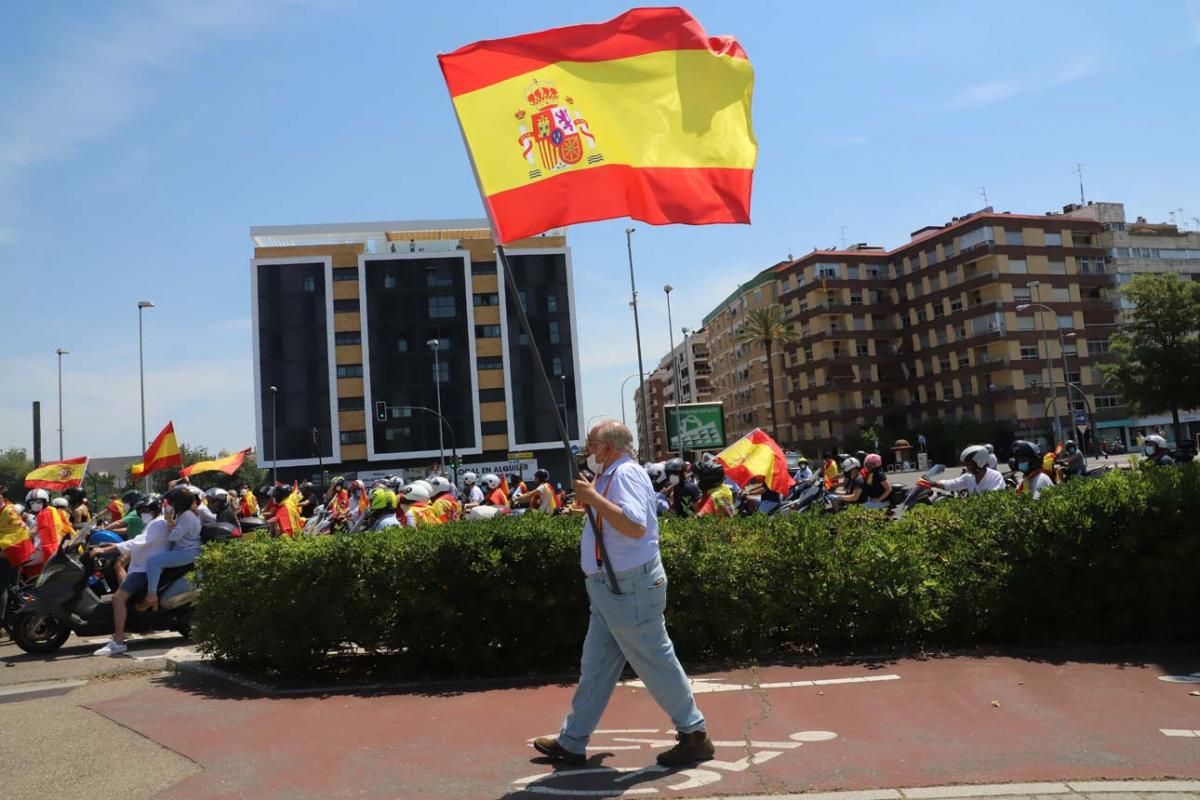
716,428,795,495
25,457,88,491
139,421,183,476
180,448,250,478
438,7,756,243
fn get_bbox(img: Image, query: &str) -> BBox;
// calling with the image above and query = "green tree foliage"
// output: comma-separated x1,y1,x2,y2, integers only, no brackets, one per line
736,305,797,443
1100,273,1200,445
0,448,34,495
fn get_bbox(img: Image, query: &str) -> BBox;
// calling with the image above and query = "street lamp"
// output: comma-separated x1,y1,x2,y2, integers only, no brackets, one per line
619,371,649,428
626,228,652,460
268,385,278,485
137,300,155,490
426,339,445,473
664,285,683,460
1018,295,1085,461
55,348,69,459
558,374,569,430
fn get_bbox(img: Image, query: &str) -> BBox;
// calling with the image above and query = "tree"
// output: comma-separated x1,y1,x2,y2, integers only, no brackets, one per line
0,448,33,495
1100,273,1200,446
736,304,798,443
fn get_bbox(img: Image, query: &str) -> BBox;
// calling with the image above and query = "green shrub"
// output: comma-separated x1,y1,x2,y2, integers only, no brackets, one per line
192,465,1200,676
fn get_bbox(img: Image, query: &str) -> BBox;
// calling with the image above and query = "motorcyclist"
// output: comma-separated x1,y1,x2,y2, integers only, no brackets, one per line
645,462,670,516
859,453,895,509
238,484,260,518
480,474,509,509
984,444,999,470
830,457,865,509
63,486,89,526
1141,434,1174,465
26,488,68,576
821,451,840,490
297,482,320,519
507,474,528,502
51,497,74,532
664,457,701,517
102,490,145,539
399,483,440,527
0,485,35,610
694,462,735,518
924,445,1006,495
204,488,238,525
1010,440,1054,499
347,480,368,526
90,495,169,657
325,476,351,520
461,472,485,507
140,485,203,613
268,485,303,537
512,469,557,514
793,456,813,482
428,476,462,522
1056,439,1086,479
366,485,399,530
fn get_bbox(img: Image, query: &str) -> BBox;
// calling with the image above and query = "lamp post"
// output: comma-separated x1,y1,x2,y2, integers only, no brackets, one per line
268,385,278,485
558,375,569,429
1019,281,1064,446
626,228,652,459
426,339,445,473
681,327,692,403
619,372,649,428
55,348,69,459
664,285,683,460
137,300,155,490
1019,297,1086,463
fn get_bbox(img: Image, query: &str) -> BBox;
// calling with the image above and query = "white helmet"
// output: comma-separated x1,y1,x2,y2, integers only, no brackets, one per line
462,471,478,485
960,445,991,470
429,476,452,496
205,487,229,502
1144,434,1168,451
984,444,994,454
187,484,205,499
26,488,50,506
482,473,501,490
646,462,665,484
841,457,861,472
402,483,431,503
413,479,434,498
52,497,69,509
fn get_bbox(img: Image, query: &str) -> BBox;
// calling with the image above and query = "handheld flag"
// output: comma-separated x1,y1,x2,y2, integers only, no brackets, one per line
140,422,183,476
181,448,251,478
716,428,794,495
25,457,88,491
438,6,756,243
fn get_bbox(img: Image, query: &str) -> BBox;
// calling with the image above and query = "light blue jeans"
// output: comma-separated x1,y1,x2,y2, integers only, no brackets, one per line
144,548,200,596
558,555,705,754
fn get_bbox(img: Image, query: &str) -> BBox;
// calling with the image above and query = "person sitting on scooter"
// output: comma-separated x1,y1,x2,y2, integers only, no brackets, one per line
204,488,238,526
860,454,895,509
1056,439,1086,479
297,482,320,519
1141,434,1174,466
25,488,67,577
664,457,701,517
325,476,351,521
366,485,399,530
924,445,1006,495
91,496,169,656
0,485,35,614
830,457,866,509
139,485,203,612
695,462,735,518
1010,440,1054,500
793,457,813,482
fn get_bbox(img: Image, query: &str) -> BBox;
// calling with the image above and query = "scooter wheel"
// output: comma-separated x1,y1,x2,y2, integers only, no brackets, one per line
11,610,70,654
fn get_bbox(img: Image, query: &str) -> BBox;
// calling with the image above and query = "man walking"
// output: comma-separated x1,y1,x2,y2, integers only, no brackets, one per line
532,421,713,769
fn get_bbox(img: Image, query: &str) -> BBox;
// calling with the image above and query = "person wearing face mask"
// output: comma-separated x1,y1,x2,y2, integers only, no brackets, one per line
1141,434,1174,466
1009,440,1054,499
91,496,170,656
663,457,700,517
139,485,204,612
1056,439,1086,480
0,485,35,616
922,445,1006,495
531,421,714,770
24,488,67,577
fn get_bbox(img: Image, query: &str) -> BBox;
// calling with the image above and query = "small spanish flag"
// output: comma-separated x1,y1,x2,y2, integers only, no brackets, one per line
438,7,756,243
25,457,89,491
139,421,183,477
717,428,795,495
181,448,251,478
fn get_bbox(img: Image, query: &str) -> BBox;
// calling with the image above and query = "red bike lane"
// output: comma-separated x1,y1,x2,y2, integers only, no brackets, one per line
86,649,1200,800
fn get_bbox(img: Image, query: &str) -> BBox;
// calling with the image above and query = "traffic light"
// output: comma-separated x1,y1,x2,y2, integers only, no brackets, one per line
375,401,387,422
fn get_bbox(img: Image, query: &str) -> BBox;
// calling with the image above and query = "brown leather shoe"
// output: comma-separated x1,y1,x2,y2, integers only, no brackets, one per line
532,736,586,767
656,730,715,768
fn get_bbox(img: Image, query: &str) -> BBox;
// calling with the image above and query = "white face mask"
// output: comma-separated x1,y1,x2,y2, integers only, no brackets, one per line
30,501,44,512
586,454,603,474
668,474,681,486
140,512,155,524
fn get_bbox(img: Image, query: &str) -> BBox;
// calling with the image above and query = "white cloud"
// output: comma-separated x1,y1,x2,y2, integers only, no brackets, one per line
943,53,1100,110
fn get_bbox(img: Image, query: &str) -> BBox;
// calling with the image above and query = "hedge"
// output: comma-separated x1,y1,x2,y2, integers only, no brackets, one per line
191,465,1200,676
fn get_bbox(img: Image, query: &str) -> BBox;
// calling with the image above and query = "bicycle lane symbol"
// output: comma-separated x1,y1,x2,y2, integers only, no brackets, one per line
513,730,838,796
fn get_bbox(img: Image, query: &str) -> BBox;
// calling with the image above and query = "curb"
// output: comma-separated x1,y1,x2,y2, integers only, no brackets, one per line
679,782,1200,800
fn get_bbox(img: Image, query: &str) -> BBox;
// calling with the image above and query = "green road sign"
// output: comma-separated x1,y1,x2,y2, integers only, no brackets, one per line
665,403,726,451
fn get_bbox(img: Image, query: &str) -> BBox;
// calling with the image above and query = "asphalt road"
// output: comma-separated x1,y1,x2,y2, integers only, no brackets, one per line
0,629,196,688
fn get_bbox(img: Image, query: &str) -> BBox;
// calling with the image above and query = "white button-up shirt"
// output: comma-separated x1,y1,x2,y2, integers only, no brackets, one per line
580,455,660,575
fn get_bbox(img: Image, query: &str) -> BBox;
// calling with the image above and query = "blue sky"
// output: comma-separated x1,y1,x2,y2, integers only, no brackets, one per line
3,0,1199,459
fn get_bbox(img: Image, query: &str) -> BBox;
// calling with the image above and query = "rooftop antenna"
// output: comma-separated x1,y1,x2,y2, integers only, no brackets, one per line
1177,208,1186,230
1074,162,1086,205
839,226,847,249
979,186,989,206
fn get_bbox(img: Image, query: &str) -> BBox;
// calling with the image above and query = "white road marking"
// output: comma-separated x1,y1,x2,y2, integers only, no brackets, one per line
666,769,721,791
612,737,677,748
791,730,838,742
82,631,182,645
703,750,782,772
0,679,88,698
711,740,802,749
622,673,900,694
1160,728,1199,737
594,729,661,734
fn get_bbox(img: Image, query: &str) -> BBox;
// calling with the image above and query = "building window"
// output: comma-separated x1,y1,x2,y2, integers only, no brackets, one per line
938,356,951,373
1006,230,1023,246
754,288,763,303
549,320,561,344
335,331,362,345
933,302,945,319
816,263,840,279
546,292,559,312
472,261,498,275
478,357,503,370
1045,232,1062,246
1013,287,1032,303
428,295,456,318
1095,394,1120,409
476,324,501,338
479,387,506,402
1057,314,1073,329
481,420,508,435
425,269,454,287
1048,261,1066,275
339,430,367,445
336,364,363,378
1020,346,1039,360
552,357,563,376
432,360,449,384
304,276,317,293
950,299,963,313
1018,317,1036,331
333,299,359,312
473,293,500,306
384,273,397,289
857,343,870,357
849,291,863,306
332,267,358,281
1088,339,1110,355
338,396,364,411
1008,259,1028,274
916,308,927,323
396,336,408,352
383,426,411,443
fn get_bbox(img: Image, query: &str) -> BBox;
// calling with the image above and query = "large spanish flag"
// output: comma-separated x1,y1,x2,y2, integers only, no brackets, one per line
716,428,795,495
139,421,183,476
438,7,756,243
25,457,88,491
181,448,250,478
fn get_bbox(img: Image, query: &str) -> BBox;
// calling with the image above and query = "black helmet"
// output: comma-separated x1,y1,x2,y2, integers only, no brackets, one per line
63,486,87,506
298,481,317,497
854,450,867,466
664,457,686,476
163,485,194,515
696,461,726,492
269,485,292,503
1008,440,1042,472
534,468,550,483
1064,439,1078,451
135,495,162,517
121,489,143,508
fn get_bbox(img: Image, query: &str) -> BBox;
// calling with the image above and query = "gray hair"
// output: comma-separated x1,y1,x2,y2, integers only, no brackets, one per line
589,420,634,454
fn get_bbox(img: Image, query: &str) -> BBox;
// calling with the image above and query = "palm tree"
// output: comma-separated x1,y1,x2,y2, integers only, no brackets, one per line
736,304,797,441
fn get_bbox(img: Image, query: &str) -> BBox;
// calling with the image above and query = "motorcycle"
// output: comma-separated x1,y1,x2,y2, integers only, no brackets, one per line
891,464,947,519
7,522,234,655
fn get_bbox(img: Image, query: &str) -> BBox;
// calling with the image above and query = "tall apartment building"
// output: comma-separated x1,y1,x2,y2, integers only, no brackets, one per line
776,207,1123,456
702,267,792,446
250,220,582,483
633,329,714,461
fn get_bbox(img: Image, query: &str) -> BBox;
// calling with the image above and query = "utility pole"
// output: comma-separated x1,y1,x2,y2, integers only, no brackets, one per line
626,228,651,458
979,186,989,206
1074,162,1086,206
